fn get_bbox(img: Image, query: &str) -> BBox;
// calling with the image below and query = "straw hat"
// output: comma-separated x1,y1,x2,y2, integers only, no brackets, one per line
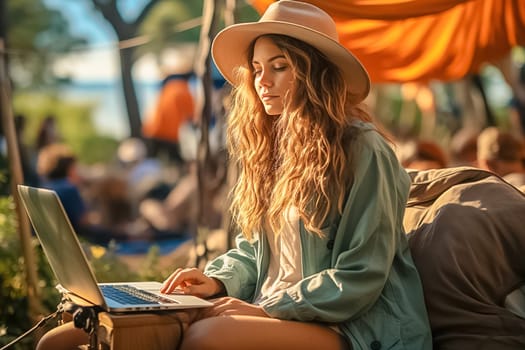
211,0,370,104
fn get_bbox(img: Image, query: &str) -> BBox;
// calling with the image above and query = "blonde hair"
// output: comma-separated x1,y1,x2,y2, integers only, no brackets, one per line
227,34,375,240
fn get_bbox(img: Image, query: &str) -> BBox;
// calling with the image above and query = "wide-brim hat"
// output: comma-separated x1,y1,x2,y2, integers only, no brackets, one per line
211,0,370,104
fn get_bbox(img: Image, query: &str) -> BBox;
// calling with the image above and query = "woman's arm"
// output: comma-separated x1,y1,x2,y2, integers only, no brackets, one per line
203,233,259,301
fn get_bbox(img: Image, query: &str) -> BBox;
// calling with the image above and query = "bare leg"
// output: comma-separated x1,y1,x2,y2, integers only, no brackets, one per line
36,322,89,350
180,315,350,350
35,310,200,350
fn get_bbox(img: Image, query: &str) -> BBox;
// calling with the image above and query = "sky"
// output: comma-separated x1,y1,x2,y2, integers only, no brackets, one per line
43,0,161,82
40,1,167,138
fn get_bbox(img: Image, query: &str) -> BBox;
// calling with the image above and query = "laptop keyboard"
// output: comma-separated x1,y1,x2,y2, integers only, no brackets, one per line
100,285,179,305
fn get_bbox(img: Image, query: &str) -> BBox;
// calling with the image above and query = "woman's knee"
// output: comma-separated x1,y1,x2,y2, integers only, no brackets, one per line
180,317,226,350
36,323,88,350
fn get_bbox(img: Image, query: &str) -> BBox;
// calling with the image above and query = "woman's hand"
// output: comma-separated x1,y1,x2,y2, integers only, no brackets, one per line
201,297,271,318
160,268,224,298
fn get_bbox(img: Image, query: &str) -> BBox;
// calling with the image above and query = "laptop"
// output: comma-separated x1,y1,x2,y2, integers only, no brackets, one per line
17,184,212,313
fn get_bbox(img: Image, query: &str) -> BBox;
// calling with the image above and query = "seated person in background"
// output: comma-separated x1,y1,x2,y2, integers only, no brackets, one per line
142,68,195,166
399,139,448,170
37,143,87,230
449,129,479,167
139,151,227,238
476,126,525,191
37,143,146,245
116,137,170,202
405,167,525,349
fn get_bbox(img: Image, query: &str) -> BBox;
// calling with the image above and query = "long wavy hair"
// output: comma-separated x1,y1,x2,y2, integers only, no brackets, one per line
227,34,375,240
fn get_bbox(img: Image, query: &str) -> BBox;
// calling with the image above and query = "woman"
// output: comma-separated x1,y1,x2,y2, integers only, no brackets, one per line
162,1,431,349
36,2,431,349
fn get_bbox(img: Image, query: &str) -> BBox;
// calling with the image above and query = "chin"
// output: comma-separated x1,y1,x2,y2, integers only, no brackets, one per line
264,107,282,116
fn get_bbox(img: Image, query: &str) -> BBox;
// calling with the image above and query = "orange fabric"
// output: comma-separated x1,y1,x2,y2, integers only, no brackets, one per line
249,0,525,83
142,79,195,142
251,0,474,20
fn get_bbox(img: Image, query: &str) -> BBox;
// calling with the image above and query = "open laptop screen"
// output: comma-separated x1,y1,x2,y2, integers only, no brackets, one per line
17,185,106,308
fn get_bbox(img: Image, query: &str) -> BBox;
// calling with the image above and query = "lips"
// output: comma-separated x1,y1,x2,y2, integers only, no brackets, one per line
261,94,277,101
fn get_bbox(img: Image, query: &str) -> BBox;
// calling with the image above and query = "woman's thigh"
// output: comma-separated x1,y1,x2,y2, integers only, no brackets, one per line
181,315,350,350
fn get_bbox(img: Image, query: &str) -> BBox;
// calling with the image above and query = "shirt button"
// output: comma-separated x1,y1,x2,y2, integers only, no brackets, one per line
370,340,381,350
326,239,334,249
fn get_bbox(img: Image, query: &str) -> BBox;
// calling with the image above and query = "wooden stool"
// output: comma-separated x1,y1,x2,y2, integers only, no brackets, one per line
96,312,183,350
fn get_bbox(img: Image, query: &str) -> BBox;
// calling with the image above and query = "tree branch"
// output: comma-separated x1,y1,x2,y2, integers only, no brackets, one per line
134,0,161,26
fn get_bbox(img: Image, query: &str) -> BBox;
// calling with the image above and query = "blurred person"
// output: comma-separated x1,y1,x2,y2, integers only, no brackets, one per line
139,150,228,238
15,113,39,186
450,128,479,167
117,137,168,201
477,127,525,191
36,114,61,151
36,2,431,349
37,143,144,245
508,64,525,138
142,50,196,166
399,139,448,170
37,143,86,230
494,54,525,139
399,82,437,139
88,173,135,232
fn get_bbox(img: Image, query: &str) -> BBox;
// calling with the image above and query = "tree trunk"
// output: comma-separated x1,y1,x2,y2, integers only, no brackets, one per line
91,0,161,138
119,46,142,137
0,36,44,345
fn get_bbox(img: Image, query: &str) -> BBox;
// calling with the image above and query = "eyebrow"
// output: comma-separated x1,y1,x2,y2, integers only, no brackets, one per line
252,54,286,65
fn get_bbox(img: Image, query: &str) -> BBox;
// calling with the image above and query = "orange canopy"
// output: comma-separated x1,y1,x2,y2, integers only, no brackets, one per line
249,0,525,83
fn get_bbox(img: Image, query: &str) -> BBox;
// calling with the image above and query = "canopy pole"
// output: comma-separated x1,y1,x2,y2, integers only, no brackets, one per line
193,0,219,268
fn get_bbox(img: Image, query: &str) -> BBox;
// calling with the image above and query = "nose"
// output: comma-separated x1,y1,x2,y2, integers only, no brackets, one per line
257,69,273,88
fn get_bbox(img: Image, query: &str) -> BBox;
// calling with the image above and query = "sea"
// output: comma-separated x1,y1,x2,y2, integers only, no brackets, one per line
57,79,163,140
58,69,513,141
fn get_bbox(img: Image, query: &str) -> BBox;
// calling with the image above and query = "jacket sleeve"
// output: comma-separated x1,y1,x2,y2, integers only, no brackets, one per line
203,233,259,301
261,132,411,322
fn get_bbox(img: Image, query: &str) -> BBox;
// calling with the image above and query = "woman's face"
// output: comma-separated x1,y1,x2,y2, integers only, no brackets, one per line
252,37,294,116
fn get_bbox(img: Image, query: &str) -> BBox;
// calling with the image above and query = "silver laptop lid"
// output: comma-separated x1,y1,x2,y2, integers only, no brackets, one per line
17,185,106,308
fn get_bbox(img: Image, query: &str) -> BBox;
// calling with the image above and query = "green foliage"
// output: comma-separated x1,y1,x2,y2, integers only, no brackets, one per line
139,1,203,56
138,0,260,62
0,194,167,348
0,196,59,349
6,0,88,87
13,92,119,165
77,136,120,165
0,155,9,196
86,243,167,283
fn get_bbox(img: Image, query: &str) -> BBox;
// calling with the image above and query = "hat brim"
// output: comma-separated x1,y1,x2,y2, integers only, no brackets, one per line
211,21,370,104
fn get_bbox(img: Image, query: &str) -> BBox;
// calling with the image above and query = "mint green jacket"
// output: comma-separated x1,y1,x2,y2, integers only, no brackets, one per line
205,123,432,350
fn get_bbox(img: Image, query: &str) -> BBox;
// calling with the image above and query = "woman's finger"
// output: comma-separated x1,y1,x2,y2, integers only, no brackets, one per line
161,268,211,294
161,268,200,293
160,268,183,293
